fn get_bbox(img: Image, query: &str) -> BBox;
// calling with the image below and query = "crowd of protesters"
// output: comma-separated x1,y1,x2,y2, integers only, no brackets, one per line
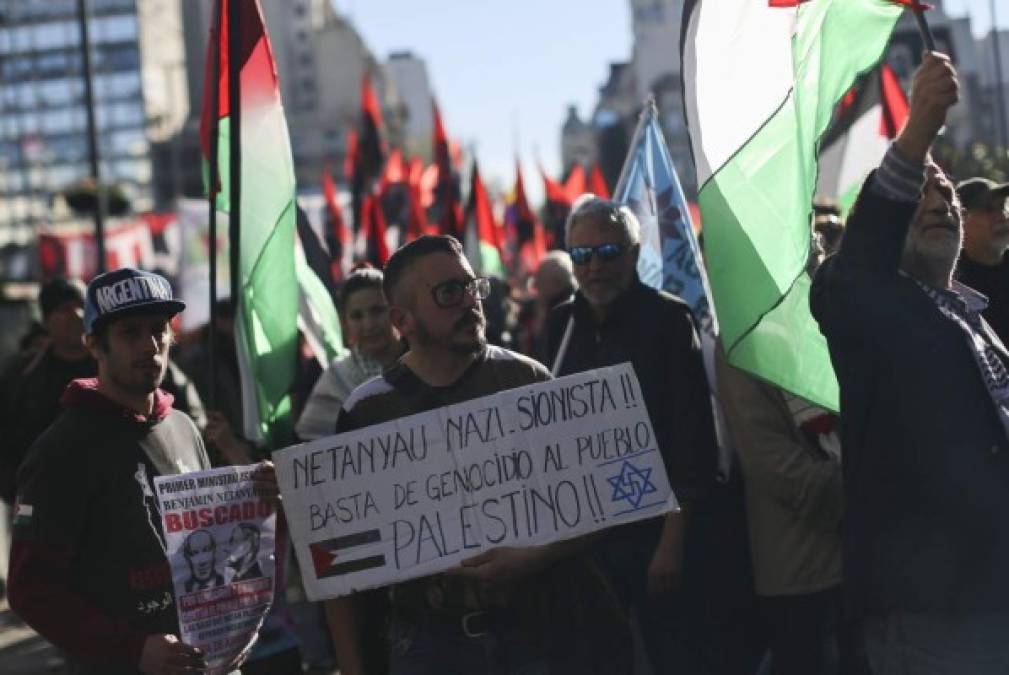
0,53,1007,675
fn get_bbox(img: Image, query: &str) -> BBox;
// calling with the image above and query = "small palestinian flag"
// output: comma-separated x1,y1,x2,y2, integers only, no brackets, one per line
817,64,909,213
309,529,386,580
13,500,33,526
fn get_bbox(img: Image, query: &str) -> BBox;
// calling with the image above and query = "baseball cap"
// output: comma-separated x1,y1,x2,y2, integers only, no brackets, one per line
955,177,1009,211
38,277,85,319
84,268,185,334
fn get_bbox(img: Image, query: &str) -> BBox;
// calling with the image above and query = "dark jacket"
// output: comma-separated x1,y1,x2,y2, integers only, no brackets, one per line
8,379,210,673
956,253,1009,346
811,175,1009,616
0,346,95,503
545,280,718,511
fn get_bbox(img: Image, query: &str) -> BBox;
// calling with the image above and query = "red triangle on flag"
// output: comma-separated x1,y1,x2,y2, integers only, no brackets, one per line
309,541,336,577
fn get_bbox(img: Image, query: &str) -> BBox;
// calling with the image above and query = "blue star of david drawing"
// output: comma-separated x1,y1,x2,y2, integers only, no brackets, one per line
607,460,658,510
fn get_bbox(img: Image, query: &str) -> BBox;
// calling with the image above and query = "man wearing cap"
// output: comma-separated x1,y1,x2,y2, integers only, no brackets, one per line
8,268,212,674
0,277,95,505
955,176,1009,343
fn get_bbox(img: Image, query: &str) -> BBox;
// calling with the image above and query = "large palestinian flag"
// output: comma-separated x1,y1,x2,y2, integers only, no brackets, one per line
817,63,909,213
200,0,299,443
682,0,903,410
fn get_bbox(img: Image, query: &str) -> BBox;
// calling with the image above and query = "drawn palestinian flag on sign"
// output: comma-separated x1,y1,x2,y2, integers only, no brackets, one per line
817,64,909,213
309,529,386,579
13,500,33,526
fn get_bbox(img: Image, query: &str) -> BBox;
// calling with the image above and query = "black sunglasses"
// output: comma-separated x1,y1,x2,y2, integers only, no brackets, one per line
568,243,628,265
430,277,491,308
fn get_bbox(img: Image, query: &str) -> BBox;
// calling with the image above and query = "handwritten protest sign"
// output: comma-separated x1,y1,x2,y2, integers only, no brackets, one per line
275,362,676,600
155,465,277,674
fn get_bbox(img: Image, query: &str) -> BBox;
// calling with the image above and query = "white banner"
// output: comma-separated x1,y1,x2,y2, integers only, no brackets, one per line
155,465,277,674
275,362,676,600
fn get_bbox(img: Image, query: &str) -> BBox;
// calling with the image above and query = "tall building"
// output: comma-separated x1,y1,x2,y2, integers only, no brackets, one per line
178,0,404,194
560,0,696,196
0,0,188,246
385,51,434,163
630,0,681,103
977,28,1009,148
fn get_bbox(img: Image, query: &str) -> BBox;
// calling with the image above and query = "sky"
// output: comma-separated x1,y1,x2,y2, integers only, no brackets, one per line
338,0,632,202
339,0,1008,202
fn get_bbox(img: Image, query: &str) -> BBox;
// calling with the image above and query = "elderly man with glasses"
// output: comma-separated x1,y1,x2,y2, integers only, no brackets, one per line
323,235,631,675
545,196,719,674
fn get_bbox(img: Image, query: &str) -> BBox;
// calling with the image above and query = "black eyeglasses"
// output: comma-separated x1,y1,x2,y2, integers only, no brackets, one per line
568,243,628,265
430,277,491,308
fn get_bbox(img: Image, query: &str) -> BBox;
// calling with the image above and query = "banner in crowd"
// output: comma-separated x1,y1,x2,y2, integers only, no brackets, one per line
155,465,277,675
37,213,180,282
274,363,676,600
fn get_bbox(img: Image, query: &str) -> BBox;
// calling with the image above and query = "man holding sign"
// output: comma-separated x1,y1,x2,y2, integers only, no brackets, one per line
324,236,631,675
8,268,212,674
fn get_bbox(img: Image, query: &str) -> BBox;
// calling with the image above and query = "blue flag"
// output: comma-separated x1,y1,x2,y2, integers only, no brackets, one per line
614,101,731,477
613,101,717,342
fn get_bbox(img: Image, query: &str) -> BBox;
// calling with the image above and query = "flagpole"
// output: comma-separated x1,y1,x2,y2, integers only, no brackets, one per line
908,3,936,51
228,0,242,331
207,0,223,412
76,0,106,274
613,96,657,197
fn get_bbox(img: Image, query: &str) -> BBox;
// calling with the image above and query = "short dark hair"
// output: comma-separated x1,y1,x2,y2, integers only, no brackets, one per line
383,235,463,304
39,277,85,319
340,267,385,310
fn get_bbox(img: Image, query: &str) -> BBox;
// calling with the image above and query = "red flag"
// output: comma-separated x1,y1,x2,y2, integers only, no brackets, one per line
564,164,587,200
505,161,546,273
351,73,385,228
541,165,574,248
378,148,407,192
343,129,358,183
322,164,348,281
359,194,390,267
405,156,430,241
463,162,506,274
432,100,463,238
589,163,610,199
879,64,909,138
887,0,932,10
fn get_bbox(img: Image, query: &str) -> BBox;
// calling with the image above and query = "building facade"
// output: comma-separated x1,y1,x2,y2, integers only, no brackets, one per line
0,0,188,246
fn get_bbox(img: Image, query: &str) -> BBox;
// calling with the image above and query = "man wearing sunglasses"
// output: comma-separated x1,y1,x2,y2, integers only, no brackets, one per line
545,196,718,674
955,177,1009,344
324,235,631,675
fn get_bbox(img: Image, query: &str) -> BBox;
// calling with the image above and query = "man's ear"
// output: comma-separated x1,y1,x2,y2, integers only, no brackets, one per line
83,333,101,360
389,305,411,337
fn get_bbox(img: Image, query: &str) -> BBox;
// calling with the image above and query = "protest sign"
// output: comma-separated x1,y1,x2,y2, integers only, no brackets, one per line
274,362,675,600
155,465,277,674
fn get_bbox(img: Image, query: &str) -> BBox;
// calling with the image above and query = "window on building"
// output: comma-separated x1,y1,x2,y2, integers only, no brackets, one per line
90,14,137,44
42,108,77,134
31,20,76,51
109,128,147,156
38,77,83,107
94,44,138,71
111,157,151,183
